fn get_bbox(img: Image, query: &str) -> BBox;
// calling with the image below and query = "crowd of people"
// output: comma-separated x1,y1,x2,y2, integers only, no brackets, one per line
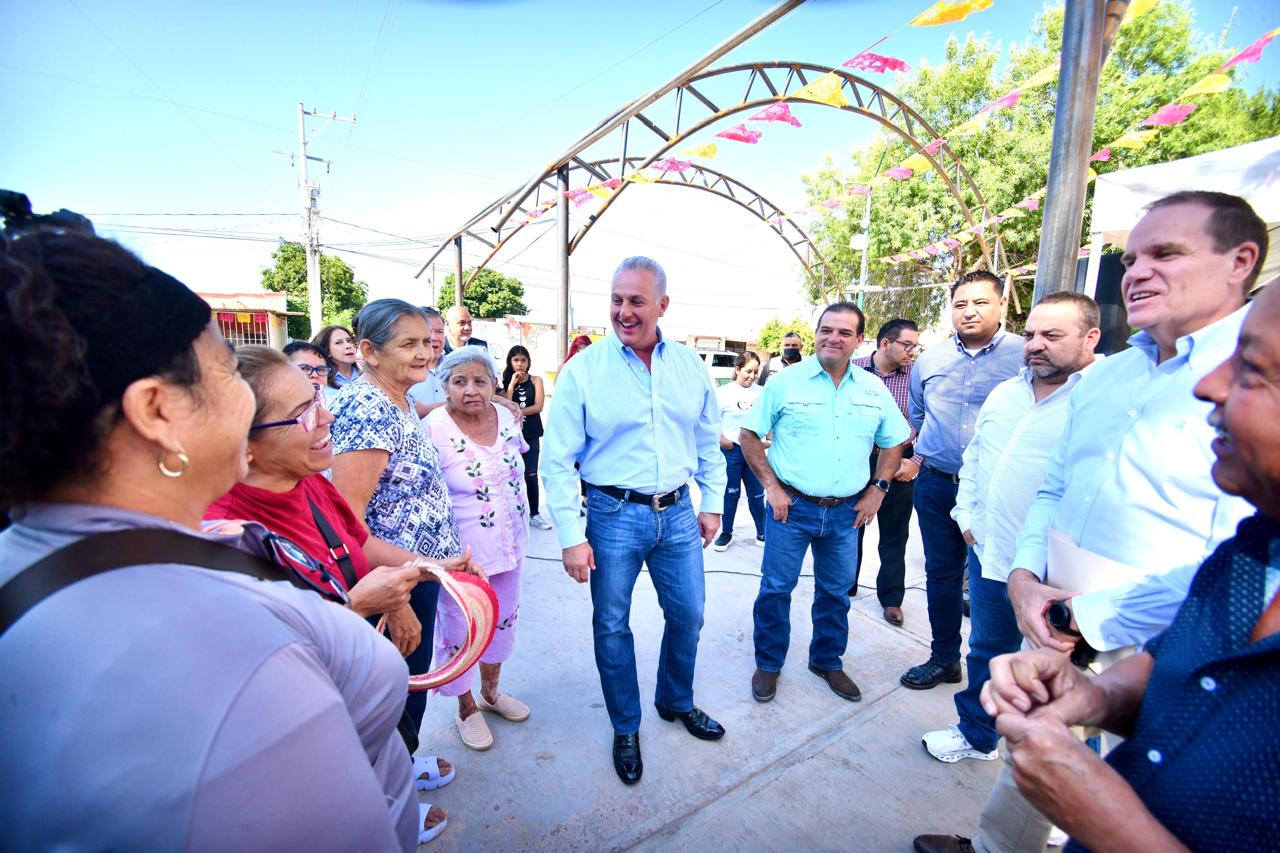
0,188,1275,851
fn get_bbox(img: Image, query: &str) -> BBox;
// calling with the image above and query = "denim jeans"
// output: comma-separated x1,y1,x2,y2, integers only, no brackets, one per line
753,497,859,672
400,580,440,733
585,486,705,735
914,465,968,665
722,443,765,539
954,549,1023,753
854,451,913,607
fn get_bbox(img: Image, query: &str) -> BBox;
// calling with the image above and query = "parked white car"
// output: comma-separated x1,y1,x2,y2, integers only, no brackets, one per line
697,350,738,387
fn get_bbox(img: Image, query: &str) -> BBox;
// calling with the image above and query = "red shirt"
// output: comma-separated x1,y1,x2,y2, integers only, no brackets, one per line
205,475,372,590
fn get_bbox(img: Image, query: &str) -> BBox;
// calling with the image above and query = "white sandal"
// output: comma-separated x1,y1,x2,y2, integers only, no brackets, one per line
418,802,447,845
455,711,494,751
476,691,531,722
412,755,455,791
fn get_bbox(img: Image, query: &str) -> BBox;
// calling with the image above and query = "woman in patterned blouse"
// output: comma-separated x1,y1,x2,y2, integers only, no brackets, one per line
426,347,532,751
329,299,472,795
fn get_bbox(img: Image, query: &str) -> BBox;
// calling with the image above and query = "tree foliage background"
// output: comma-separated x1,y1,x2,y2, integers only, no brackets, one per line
803,1,1280,334
438,268,529,318
757,316,816,356
260,241,369,339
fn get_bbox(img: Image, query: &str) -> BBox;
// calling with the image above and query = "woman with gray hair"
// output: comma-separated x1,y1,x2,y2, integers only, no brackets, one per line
330,299,478,833
424,346,531,750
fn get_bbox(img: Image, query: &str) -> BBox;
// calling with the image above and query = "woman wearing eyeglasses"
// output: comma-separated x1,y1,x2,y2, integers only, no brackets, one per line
0,232,428,850
313,324,362,390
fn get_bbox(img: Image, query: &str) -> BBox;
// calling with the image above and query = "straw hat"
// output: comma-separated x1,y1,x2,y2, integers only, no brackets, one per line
407,570,498,692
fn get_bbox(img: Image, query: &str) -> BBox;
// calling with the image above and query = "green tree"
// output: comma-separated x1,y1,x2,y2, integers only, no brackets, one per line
438,268,528,318
803,0,1280,331
757,316,815,356
260,241,369,339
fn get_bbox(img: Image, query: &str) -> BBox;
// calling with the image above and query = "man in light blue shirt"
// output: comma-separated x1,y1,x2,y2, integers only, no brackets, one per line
915,191,1266,853
903,271,1024,691
740,302,909,705
541,256,727,786
920,292,1100,766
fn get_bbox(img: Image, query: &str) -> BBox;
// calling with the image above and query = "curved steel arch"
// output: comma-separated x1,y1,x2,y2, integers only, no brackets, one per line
457,156,836,298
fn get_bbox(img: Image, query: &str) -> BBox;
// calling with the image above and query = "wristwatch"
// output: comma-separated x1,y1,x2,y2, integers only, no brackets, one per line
873,479,891,494
1046,599,1082,637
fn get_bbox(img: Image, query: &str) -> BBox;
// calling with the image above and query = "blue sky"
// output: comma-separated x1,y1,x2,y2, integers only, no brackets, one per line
3,0,1276,337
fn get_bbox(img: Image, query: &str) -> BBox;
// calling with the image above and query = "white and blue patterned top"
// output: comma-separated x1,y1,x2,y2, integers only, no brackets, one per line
330,379,463,560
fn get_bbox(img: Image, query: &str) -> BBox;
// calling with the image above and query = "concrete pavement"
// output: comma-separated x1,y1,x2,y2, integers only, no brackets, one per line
416,507,1005,851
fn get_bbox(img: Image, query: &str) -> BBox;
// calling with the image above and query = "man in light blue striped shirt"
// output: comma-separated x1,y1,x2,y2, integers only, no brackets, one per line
541,257,727,786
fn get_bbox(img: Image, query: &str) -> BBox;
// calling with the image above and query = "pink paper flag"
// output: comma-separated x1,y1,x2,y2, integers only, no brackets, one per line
1078,248,1091,258
842,52,911,74
924,245,941,256
716,123,764,144
981,90,1022,113
602,178,622,189
924,138,946,155
1143,103,1197,126
885,166,914,180
652,157,692,173
820,200,844,209
564,188,595,207
942,237,962,249
749,103,803,127
847,184,873,196
971,224,986,235
910,250,927,260
1015,197,1040,211
1218,27,1280,72
1089,148,1112,162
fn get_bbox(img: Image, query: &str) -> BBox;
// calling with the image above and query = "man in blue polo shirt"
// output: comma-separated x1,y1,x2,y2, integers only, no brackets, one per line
740,302,910,704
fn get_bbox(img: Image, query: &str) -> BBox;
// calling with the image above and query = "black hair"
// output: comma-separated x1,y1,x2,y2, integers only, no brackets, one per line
0,231,202,515
502,344,533,391
1036,291,1101,333
950,270,1004,298
1148,191,1268,288
311,324,356,390
283,340,326,360
875,318,918,346
816,301,866,337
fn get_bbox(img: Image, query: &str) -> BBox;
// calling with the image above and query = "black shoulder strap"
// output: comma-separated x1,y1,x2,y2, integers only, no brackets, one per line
307,499,359,591
0,528,311,637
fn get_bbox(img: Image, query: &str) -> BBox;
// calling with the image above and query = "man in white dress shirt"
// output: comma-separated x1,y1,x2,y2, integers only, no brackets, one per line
921,292,1100,765
914,191,1266,853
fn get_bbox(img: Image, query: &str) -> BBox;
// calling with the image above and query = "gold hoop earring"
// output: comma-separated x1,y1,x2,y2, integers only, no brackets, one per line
158,450,189,478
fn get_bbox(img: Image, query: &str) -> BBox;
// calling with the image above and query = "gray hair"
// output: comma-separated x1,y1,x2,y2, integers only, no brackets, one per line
612,256,667,296
438,345,498,385
354,299,426,349
419,305,443,322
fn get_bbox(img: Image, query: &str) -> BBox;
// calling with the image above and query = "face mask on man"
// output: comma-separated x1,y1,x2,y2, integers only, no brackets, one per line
782,346,801,362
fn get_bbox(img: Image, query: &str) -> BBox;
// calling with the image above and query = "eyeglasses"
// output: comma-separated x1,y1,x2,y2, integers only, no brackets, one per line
296,364,331,378
892,340,922,353
251,389,325,433
261,531,350,604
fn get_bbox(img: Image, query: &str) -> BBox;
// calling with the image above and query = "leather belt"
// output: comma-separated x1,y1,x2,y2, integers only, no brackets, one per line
587,483,687,512
922,464,961,485
780,483,855,508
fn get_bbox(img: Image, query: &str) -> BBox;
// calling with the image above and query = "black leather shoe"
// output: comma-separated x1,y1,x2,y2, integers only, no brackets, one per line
612,733,642,784
913,835,975,853
654,704,726,740
900,659,963,690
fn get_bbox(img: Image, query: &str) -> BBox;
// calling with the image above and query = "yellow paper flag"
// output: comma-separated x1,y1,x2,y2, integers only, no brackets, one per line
998,207,1026,220
1181,73,1231,97
790,72,849,108
681,142,718,159
585,185,615,199
909,0,994,27
948,112,991,137
1108,129,1158,149
900,153,933,173
1121,0,1157,26
1021,63,1060,89
624,170,661,184
955,230,975,244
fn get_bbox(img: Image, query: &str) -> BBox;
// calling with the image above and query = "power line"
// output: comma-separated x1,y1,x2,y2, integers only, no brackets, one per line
82,211,293,217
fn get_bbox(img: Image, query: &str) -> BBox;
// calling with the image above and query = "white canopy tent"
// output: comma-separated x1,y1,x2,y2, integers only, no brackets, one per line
1084,136,1280,294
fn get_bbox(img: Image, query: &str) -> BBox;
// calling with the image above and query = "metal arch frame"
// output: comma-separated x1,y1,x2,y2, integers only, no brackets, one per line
455,156,837,298
417,62,999,287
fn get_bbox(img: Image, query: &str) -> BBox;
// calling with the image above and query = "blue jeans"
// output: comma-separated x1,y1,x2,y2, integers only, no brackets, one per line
954,550,1023,753
585,486,705,735
753,497,860,672
401,580,440,733
722,443,765,539
914,466,968,665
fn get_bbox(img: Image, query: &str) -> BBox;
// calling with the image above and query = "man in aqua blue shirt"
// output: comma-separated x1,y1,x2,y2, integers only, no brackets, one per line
541,256,727,786
740,302,910,704
903,271,1024,691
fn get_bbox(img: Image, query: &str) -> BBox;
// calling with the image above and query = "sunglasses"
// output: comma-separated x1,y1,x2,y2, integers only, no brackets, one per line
251,389,325,433
261,531,350,604
297,364,331,378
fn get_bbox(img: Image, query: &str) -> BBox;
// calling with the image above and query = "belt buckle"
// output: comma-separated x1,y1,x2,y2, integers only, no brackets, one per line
651,492,671,512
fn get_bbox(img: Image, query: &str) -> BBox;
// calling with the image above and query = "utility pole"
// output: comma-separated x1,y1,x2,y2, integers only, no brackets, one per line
293,102,355,335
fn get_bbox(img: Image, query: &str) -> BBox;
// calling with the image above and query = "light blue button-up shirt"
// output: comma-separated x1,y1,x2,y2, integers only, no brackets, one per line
541,331,726,549
741,355,910,498
910,329,1025,475
1011,305,1253,650
952,363,1096,582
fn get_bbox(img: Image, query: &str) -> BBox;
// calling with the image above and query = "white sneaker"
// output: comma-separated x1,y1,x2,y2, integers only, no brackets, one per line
529,514,552,530
921,725,999,763
1047,827,1069,847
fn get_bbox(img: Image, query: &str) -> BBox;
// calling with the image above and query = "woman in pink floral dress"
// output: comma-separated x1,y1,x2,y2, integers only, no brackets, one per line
425,347,531,750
